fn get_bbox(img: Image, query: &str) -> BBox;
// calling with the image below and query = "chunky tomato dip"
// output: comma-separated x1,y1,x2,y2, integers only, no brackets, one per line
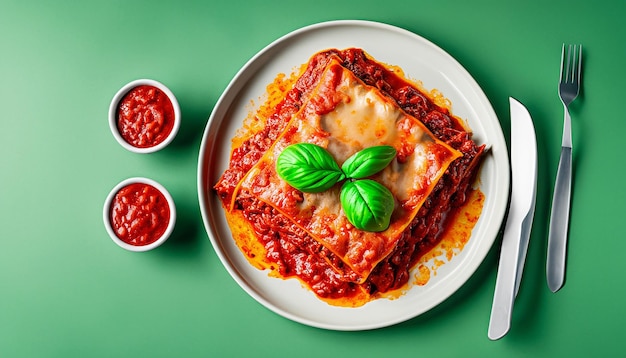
117,85,175,148
214,48,485,307
110,182,170,246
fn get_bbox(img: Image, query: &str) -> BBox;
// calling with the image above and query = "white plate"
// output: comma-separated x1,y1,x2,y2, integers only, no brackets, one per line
197,20,509,330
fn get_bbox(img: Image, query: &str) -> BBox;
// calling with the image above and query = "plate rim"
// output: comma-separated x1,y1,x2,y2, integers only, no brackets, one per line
197,19,510,331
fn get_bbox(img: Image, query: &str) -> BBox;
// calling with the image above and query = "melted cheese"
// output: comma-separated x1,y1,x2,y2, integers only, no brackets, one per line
235,58,461,283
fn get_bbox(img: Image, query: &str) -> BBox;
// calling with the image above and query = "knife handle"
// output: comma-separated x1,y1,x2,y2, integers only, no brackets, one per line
488,215,524,340
547,146,572,293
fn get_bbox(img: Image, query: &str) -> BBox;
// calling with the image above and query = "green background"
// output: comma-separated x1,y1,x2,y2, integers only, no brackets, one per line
1,0,624,356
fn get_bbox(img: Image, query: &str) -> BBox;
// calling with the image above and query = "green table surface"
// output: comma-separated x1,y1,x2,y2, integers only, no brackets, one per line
2,0,624,356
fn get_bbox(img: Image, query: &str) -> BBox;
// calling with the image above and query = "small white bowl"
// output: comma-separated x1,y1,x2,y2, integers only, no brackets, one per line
108,79,181,154
103,177,176,252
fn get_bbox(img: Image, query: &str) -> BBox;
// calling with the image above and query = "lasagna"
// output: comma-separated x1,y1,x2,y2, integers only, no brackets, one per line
214,48,486,307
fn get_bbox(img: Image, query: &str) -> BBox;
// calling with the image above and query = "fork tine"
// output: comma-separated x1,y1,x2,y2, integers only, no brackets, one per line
559,44,566,82
565,45,574,83
575,44,582,85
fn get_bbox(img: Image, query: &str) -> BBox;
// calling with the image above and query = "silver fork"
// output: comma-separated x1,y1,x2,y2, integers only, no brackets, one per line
547,44,582,293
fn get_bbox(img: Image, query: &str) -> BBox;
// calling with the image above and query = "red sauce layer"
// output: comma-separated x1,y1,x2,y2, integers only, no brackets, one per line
215,49,485,305
110,183,170,246
117,85,175,148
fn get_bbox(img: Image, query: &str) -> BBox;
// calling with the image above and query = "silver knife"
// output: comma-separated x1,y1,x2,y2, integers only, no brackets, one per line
488,97,537,340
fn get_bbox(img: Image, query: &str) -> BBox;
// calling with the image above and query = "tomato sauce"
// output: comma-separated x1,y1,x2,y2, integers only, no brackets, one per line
110,183,170,246
117,85,175,148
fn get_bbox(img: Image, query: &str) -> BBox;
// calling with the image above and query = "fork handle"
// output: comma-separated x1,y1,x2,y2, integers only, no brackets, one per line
546,145,572,292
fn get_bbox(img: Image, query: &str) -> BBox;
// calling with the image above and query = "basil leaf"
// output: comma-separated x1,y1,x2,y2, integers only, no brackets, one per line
341,145,397,179
340,179,394,232
276,143,345,193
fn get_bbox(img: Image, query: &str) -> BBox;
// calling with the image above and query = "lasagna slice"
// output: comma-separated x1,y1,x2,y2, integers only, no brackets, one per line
233,57,461,283
214,48,486,306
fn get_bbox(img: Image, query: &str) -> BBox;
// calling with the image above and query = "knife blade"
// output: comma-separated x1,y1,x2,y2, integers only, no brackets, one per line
488,97,537,340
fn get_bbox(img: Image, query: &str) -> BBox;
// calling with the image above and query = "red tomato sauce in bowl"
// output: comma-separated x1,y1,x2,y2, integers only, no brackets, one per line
104,178,176,251
110,182,170,246
109,79,180,153
117,85,175,148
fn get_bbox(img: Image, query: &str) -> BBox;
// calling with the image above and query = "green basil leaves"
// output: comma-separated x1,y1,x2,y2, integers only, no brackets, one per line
276,143,345,193
341,145,397,179
340,180,395,232
276,143,397,232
